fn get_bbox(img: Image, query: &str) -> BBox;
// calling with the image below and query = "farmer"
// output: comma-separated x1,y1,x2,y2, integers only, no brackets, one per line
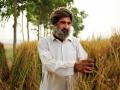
38,7,94,90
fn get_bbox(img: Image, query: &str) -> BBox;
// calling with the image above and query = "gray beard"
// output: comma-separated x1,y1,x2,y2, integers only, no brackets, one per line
53,28,70,41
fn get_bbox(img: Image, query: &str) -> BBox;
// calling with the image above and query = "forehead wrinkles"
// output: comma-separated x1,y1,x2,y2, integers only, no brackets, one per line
59,21,71,24
58,17,71,23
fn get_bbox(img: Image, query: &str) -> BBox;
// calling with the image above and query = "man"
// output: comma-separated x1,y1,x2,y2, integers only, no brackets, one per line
38,7,94,90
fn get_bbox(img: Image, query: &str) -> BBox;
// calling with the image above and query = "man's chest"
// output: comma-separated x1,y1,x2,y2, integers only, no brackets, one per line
48,41,77,63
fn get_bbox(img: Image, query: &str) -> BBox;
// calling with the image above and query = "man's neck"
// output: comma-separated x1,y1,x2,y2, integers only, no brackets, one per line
53,33,64,42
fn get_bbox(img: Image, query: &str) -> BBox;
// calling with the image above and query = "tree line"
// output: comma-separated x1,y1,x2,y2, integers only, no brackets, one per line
0,0,87,60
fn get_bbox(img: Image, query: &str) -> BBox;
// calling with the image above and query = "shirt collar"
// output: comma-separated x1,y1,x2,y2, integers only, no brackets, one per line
66,36,72,41
51,34,72,42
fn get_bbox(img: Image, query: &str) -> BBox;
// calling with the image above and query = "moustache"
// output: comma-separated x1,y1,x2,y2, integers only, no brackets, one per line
61,28,69,31
61,28,69,33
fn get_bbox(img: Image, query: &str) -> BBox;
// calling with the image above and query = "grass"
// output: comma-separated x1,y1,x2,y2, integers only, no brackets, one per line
75,33,120,90
9,41,41,90
0,43,10,90
0,32,120,90
5,47,13,62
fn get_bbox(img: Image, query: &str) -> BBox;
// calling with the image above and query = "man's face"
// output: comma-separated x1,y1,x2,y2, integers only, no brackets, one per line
53,17,72,41
56,17,72,31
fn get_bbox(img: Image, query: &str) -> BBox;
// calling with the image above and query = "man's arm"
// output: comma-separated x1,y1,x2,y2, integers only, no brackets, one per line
76,39,88,60
74,39,95,73
38,37,75,76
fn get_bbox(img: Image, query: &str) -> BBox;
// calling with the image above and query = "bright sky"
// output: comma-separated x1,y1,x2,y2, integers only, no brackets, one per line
0,0,120,44
74,0,120,40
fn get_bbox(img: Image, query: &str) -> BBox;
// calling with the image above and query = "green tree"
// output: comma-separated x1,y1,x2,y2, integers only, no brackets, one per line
70,7,88,37
0,0,26,60
13,0,17,61
26,0,73,39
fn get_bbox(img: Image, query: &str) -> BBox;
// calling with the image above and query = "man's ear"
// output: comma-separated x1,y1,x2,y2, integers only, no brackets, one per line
52,25,57,31
54,24,58,29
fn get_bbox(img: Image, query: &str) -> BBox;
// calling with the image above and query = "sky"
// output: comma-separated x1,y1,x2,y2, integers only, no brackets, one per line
73,0,120,40
0,0,120,44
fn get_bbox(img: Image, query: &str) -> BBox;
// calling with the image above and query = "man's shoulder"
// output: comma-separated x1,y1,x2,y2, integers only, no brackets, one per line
39,36,53,42
70,36,80,43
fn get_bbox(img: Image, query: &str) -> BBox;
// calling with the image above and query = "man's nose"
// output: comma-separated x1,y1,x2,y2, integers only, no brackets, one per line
64,23,69,29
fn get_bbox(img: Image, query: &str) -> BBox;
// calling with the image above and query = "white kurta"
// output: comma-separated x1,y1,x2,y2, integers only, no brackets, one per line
38,35,88,90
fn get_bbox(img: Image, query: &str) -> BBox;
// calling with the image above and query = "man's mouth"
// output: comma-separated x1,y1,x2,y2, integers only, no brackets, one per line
61,28,69,33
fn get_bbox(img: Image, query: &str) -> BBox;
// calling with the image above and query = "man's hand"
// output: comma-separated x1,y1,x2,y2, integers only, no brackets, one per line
74,58,95,73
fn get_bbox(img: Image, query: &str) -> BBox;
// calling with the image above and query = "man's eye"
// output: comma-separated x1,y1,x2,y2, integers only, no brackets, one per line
67,22,71,25
60,21,66,24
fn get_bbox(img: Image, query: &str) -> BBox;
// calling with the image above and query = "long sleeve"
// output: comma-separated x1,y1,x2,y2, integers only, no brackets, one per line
76,39,88,60
38,37,75,77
